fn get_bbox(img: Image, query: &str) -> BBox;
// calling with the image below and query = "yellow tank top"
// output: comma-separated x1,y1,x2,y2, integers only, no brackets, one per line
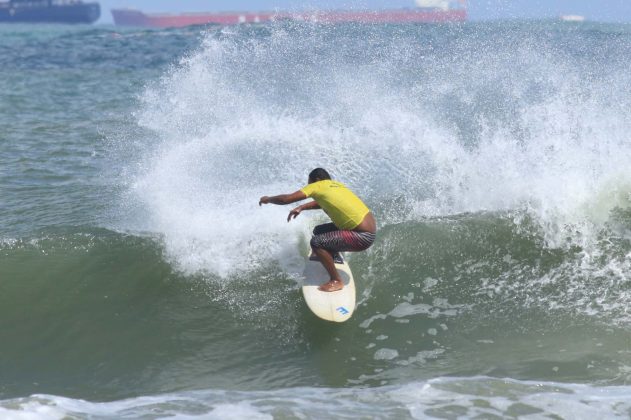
300,180,370,230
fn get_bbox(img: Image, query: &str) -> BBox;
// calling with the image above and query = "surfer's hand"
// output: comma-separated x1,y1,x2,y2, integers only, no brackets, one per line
287,207,301,222
259,196,270,206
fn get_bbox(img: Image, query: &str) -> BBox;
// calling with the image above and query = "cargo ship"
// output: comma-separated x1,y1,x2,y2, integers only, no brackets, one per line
0,0,100,24
112,0,467,28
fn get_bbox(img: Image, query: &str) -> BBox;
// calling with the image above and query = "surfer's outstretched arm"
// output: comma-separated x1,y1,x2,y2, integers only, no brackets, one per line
259,190,306,206
287,200,320,222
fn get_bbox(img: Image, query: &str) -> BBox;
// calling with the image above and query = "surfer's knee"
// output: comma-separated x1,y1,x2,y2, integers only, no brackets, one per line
310,236,322,250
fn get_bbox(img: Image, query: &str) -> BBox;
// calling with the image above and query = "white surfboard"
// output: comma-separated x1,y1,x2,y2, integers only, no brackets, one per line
302,253,356,322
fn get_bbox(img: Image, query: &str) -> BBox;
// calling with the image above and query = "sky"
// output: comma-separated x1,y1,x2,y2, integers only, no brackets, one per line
97,1,631,24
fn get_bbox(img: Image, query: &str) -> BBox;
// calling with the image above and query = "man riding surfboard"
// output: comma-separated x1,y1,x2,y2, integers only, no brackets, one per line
259,168,376,292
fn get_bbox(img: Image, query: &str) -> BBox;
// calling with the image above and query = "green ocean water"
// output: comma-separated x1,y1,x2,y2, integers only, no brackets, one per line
1,21,631,418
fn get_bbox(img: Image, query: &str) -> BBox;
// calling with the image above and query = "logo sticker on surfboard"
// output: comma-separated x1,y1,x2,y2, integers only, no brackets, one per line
336,306,350,315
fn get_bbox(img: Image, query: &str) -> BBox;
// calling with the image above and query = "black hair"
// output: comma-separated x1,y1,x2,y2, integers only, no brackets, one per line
308,168,331,183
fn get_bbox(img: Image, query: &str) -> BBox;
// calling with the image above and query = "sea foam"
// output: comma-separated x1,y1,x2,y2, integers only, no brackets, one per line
125,23,631,277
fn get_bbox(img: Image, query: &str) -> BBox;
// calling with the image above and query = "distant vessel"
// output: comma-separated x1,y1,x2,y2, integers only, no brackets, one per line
0,0,100,24
560,15,586,22
112,0,467,28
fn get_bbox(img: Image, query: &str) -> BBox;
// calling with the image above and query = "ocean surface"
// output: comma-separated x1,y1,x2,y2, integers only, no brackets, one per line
1,19,631,419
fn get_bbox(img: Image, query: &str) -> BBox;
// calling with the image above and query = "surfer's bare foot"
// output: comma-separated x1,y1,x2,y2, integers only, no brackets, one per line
319,279,343,292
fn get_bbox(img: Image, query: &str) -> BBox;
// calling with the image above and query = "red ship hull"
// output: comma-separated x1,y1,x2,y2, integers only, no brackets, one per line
111,9,467,28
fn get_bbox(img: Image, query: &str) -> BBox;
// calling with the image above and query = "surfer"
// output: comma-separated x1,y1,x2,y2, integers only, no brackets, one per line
259,168,376,292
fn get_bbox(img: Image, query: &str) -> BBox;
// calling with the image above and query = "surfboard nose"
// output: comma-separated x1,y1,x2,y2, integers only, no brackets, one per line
302,255,356,322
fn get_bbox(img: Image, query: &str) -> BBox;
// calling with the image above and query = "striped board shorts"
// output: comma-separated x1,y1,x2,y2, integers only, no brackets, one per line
310,223,376,253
